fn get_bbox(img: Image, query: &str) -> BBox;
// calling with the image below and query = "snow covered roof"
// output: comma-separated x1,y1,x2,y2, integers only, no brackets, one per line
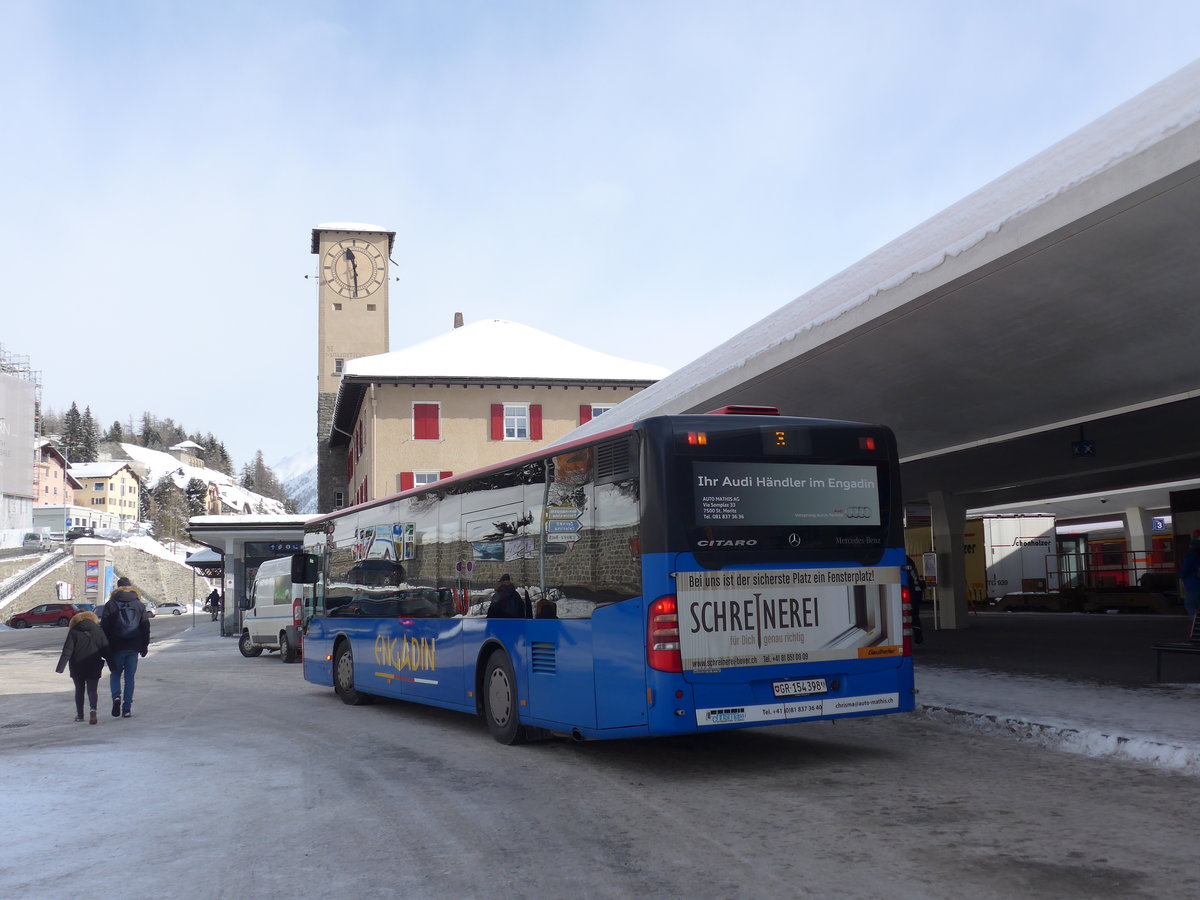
68,461,138,480
170,440,204,451
345,318,671,382
311,222,396,253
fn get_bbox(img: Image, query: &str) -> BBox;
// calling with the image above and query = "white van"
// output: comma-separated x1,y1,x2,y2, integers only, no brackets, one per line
238,556,305,663
22,532,52,553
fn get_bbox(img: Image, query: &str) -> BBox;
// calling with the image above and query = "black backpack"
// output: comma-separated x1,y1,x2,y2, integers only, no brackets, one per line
110,599,141,640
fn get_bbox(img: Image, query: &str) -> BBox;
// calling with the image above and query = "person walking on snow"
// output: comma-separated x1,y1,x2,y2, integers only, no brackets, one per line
99,577,150,718
55,610,110,724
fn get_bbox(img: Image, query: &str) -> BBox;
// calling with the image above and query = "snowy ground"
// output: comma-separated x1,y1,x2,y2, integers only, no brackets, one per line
917,666,1200,773
2,621,1198,899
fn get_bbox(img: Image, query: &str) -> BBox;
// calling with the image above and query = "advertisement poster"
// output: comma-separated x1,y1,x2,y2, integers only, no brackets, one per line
693,462,880,527
676,567,901,672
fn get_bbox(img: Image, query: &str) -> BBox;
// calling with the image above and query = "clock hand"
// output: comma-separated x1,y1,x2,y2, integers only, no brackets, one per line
346,249,359,297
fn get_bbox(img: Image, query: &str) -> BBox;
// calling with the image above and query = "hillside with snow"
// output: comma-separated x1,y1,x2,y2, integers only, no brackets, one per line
119,443,286,514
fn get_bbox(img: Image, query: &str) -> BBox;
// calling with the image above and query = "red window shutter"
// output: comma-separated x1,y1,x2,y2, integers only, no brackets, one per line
579,405,592,425
400,472,414,491
439,471,453,480
530,404,542,440
414,403,439,440
346,452,354,479
490,404,504,440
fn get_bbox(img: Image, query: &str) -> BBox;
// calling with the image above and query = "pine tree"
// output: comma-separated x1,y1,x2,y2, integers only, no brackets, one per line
105,421,124,443
185,477,209,517
80,407,99,462
140,412,162,449
150,476,187,544
62,403,83,461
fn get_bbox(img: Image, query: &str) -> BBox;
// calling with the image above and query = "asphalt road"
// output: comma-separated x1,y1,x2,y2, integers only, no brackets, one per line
1,623,1196,900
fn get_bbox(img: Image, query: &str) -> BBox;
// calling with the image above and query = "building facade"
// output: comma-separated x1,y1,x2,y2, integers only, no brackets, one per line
33,440,80,506
330,318,669,507
69,462,142,524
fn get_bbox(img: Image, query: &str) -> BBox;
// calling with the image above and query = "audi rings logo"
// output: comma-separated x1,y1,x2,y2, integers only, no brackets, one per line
788,533,802,547
845,506,873,519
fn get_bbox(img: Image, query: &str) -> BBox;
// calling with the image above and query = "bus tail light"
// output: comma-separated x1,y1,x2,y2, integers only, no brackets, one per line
901,586,913,656
647,595,682,673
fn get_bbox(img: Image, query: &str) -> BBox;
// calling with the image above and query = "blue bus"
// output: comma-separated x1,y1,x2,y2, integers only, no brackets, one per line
293,407,914,743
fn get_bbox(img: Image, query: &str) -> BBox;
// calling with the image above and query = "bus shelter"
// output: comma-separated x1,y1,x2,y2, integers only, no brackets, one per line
186,515,316,638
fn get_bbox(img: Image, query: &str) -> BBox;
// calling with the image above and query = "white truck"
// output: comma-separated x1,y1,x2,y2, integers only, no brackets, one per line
963,514,1057,604
238,556,305,663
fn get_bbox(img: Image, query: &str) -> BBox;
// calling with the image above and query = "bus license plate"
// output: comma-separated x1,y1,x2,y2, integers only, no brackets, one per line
773,678,827,698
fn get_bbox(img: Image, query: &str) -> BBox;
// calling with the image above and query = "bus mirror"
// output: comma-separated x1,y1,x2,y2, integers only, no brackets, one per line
291,553,319,584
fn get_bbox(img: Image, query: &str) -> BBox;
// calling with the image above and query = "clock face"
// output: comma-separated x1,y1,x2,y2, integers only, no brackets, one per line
322,238,387,299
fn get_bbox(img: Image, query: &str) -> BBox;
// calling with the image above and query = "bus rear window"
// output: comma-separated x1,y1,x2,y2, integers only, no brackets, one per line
693,461,881,528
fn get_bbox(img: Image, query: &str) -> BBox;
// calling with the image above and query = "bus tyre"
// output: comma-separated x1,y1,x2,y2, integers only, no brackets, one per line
279,631,298,663
239,631,263,657
334,641,373,706
483,651,526,745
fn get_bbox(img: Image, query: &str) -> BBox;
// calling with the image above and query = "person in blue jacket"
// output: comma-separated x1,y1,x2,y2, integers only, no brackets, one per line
1179,532,1200,618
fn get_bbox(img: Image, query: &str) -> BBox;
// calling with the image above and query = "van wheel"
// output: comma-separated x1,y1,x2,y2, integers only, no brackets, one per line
279,631,298,664
483,651,526,745
334,642,373,705
239,631,263,657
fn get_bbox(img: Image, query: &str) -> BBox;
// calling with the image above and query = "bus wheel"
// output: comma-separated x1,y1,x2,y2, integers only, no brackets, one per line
334,641,372,705
483,652,526,745
239,631,263,657
279,631,297,663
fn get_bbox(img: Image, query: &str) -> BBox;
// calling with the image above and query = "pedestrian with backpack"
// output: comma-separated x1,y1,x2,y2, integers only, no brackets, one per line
99,577,150,718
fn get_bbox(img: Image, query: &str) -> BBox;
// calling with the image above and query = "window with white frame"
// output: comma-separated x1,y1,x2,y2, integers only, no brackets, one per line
591,404,613,417
413,471,440,487
504,404,528,440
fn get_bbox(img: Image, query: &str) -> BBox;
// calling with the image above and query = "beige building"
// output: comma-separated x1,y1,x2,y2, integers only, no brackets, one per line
68,461,142,524
330,317,669,507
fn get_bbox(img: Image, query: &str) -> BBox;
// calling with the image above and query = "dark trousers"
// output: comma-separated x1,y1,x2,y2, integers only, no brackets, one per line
72,676,99,717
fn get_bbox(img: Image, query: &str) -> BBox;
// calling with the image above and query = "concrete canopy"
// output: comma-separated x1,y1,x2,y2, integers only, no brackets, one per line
561,59,1200,516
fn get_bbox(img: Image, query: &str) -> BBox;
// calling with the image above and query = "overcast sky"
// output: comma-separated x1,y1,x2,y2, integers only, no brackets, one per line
6,1,1200,472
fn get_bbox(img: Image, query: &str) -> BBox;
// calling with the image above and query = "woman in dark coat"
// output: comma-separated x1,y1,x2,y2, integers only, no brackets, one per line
56,610,110,724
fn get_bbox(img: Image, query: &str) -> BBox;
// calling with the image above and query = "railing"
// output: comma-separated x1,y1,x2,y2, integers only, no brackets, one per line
1045,549,1177,592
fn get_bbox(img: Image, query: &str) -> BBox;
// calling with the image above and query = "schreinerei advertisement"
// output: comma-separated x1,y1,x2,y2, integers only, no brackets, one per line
676,566,902,672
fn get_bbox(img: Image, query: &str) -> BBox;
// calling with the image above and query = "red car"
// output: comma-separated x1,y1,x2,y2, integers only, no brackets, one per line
6,603,83,628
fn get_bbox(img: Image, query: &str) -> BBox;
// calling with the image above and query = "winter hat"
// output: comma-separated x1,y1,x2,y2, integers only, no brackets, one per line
117,577,132,587
498,574,513,584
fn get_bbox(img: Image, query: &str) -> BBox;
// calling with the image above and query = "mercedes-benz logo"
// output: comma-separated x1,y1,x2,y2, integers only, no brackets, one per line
788,533,802,547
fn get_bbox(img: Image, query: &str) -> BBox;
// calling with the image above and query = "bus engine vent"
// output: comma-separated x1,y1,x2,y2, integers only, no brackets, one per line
595,435,634,483
531,641,557,674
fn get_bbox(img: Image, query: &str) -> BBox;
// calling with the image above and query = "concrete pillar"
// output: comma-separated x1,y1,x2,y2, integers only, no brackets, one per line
929,490,970,629
72,539,115,607
1124,506,1153,585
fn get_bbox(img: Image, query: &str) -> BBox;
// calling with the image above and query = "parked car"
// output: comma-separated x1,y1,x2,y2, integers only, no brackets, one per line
21,532,52,553
65,526,94,541
48,531,66,543
156,602,187,616
144,601,157,618
6,603,83,628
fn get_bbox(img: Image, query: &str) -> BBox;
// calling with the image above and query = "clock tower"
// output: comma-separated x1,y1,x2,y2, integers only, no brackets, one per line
311,223,395,513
